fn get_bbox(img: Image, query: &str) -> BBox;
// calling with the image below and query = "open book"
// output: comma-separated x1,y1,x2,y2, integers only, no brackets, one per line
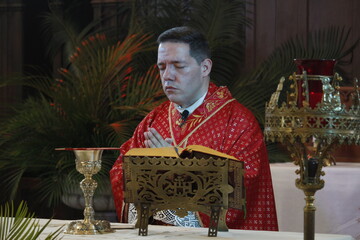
124,145,238,161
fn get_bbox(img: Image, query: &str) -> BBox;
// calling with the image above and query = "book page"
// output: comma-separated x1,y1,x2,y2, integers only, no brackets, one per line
182,145,238,160
125,147,181,158
125,145,238,161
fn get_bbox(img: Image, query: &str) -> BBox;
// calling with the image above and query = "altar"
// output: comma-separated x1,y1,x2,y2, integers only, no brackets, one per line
270,162,360,239
37,219,354,240
34,162,359,240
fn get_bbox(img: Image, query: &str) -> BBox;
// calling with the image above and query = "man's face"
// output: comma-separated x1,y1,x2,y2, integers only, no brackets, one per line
157,42,211,107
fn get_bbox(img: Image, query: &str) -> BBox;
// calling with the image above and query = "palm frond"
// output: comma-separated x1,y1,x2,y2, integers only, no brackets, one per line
40,1,103,66
0,167,25,202
118,64,165,113
188,0,250,85
0,201,62,240
0,24,157,206
189,0,251,42
130,0,187,34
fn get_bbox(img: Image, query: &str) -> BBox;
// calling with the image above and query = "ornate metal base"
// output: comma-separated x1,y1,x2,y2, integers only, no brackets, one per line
64,219,114,235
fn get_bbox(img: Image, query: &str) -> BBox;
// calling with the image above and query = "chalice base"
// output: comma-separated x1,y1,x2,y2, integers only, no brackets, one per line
64,219,115,235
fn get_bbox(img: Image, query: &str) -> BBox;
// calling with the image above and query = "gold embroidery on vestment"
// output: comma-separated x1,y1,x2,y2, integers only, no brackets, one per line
188,115,203,128
216,91,225,98
206,102,216,112
175,119,182,126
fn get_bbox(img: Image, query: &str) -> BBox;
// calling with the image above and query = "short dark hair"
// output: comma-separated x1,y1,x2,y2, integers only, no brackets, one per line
157,26,211,64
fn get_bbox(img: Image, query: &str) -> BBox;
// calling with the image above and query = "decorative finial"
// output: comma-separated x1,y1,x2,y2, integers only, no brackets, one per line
268,77,285,109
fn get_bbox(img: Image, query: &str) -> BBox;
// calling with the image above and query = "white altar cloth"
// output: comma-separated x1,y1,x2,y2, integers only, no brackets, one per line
38,219,354,240
270,162,360,239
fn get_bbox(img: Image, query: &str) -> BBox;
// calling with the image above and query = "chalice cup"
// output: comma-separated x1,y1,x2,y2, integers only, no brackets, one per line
64,149,114,234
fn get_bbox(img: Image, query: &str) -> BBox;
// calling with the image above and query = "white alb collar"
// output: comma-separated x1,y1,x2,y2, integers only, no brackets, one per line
175,91,207,115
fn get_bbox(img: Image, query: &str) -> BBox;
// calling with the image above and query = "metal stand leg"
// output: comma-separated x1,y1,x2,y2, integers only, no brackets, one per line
208,206,221,237
138,203,150,236
304,194,316,240
217,208,228,232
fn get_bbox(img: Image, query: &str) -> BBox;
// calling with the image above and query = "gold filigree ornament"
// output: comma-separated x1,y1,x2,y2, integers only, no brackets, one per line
264,61,360,240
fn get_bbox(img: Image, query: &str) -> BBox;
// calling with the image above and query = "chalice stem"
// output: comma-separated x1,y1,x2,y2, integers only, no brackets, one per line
303,194,316,240
80,174,97,224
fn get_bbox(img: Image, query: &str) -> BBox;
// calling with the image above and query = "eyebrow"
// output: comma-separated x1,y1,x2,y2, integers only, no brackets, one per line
157,60,186,65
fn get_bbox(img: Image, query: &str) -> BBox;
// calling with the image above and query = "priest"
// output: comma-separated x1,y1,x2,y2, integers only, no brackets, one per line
110,26,278,231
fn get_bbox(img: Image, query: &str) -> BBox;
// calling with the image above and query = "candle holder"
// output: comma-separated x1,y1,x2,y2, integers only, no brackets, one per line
56,147,119,235
264,59,360,240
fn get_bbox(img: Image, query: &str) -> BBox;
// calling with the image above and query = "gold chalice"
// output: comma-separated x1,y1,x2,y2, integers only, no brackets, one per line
56,148,116,235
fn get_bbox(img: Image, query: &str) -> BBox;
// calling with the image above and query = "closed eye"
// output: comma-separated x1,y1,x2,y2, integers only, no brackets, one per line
175,64,186,69
157,64,165,71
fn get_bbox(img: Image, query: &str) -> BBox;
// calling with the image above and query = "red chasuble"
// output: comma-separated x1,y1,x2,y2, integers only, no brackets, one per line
110,82,278,231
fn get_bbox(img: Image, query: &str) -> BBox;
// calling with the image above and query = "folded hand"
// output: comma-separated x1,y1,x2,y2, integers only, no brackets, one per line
144,128,173,148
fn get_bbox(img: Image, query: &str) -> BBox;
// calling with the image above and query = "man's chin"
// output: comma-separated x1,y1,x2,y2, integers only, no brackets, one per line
166,95,179,103
168,98,183,106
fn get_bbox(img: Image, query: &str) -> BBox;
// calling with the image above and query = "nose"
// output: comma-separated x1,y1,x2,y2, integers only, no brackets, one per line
162,65,174,81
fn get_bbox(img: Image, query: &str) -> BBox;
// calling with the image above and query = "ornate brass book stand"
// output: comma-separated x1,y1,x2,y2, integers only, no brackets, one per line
123,153,245,237
264,59,360,240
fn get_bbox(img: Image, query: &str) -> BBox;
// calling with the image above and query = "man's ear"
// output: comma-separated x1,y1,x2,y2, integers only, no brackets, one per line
201,58,212,77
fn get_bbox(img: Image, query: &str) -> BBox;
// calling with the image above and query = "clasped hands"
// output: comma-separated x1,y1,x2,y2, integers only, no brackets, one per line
144,128,173,148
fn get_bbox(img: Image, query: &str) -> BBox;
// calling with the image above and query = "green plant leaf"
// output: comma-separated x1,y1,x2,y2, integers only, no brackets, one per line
0,201,62,240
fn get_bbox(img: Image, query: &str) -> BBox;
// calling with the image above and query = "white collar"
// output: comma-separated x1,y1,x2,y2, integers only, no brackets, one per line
175,91,207,115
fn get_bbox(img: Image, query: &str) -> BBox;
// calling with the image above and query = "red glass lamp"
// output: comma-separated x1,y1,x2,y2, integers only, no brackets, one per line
294,59,336,108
